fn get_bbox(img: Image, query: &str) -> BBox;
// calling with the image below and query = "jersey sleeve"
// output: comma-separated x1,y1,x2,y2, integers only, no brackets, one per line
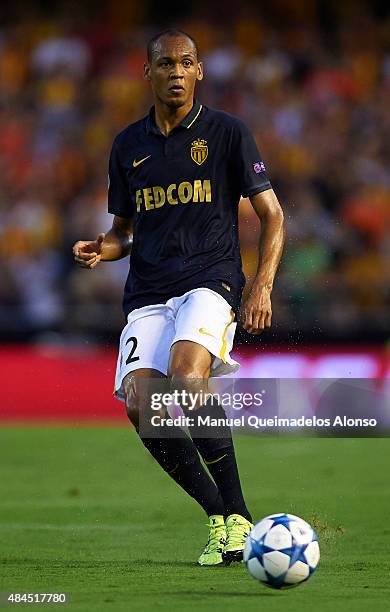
231,119,272,197
108,137,133,218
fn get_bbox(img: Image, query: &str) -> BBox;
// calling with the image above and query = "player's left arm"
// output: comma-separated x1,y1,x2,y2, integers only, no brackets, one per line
240,188,285,334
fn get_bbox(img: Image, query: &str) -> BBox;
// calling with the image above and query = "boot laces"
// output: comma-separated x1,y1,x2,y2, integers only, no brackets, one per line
226,519,250,546
204,522,226,552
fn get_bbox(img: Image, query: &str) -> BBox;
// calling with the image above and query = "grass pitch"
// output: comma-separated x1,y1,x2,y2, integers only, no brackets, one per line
0,427,389,611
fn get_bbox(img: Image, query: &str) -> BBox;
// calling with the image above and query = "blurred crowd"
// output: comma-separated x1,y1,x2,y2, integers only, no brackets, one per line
0,1,389,343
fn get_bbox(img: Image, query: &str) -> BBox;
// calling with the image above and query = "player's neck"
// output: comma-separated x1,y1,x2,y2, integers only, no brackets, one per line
154,99,194,136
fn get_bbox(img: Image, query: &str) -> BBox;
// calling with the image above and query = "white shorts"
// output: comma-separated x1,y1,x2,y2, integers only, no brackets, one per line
114,288,240,401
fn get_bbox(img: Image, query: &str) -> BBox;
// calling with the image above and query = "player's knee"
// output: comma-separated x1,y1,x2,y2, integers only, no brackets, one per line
168,360,209,381
169,365,209,406
169,367,206,399
125,395,140,428
123,377,141,428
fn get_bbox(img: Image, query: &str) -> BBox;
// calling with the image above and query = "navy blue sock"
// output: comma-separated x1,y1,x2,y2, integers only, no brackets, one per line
189,399,252,522
138,426,225,517
200,444,252,522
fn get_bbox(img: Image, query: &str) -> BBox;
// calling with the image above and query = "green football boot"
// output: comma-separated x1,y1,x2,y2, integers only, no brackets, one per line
223,514,253,564
198,515,226,566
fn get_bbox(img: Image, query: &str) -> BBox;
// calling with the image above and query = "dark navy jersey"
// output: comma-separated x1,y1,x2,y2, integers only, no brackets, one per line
108,99,272,317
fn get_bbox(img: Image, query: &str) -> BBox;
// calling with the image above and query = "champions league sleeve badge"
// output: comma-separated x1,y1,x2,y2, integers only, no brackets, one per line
253,161,266,174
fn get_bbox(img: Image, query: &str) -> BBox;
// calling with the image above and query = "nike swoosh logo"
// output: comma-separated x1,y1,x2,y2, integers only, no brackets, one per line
204,453,227,465
199,328,215,338
133,155,151,168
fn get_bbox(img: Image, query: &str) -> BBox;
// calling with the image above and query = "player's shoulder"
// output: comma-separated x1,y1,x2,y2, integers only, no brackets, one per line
202,106,249,133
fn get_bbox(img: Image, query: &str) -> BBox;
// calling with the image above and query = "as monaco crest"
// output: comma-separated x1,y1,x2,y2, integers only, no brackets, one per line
191,139,208,165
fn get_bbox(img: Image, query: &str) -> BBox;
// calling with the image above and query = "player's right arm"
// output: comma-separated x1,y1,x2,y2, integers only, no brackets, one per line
73,215,133,269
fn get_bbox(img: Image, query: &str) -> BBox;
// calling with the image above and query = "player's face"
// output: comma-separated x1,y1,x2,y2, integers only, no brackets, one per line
144,36,203,108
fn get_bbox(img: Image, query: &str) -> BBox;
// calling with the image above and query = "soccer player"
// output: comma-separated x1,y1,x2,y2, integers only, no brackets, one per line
73,29,285,565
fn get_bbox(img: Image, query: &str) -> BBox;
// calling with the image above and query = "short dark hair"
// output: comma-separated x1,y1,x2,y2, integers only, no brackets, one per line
147,29,199,62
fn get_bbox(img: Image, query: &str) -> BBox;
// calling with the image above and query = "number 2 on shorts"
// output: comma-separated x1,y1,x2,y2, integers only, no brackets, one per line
125,336,140,364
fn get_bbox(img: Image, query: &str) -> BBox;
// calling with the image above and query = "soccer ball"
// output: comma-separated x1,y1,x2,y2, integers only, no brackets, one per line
244,513,320,589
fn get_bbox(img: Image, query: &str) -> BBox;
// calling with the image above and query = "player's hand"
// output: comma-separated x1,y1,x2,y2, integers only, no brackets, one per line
240,286,272,334
73,233,105,269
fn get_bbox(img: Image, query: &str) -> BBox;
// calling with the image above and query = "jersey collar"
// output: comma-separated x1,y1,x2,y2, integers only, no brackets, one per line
146,99,203,135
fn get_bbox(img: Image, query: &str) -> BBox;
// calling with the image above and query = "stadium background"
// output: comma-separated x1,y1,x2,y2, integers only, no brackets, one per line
1,3,390,611
0,0,389,419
